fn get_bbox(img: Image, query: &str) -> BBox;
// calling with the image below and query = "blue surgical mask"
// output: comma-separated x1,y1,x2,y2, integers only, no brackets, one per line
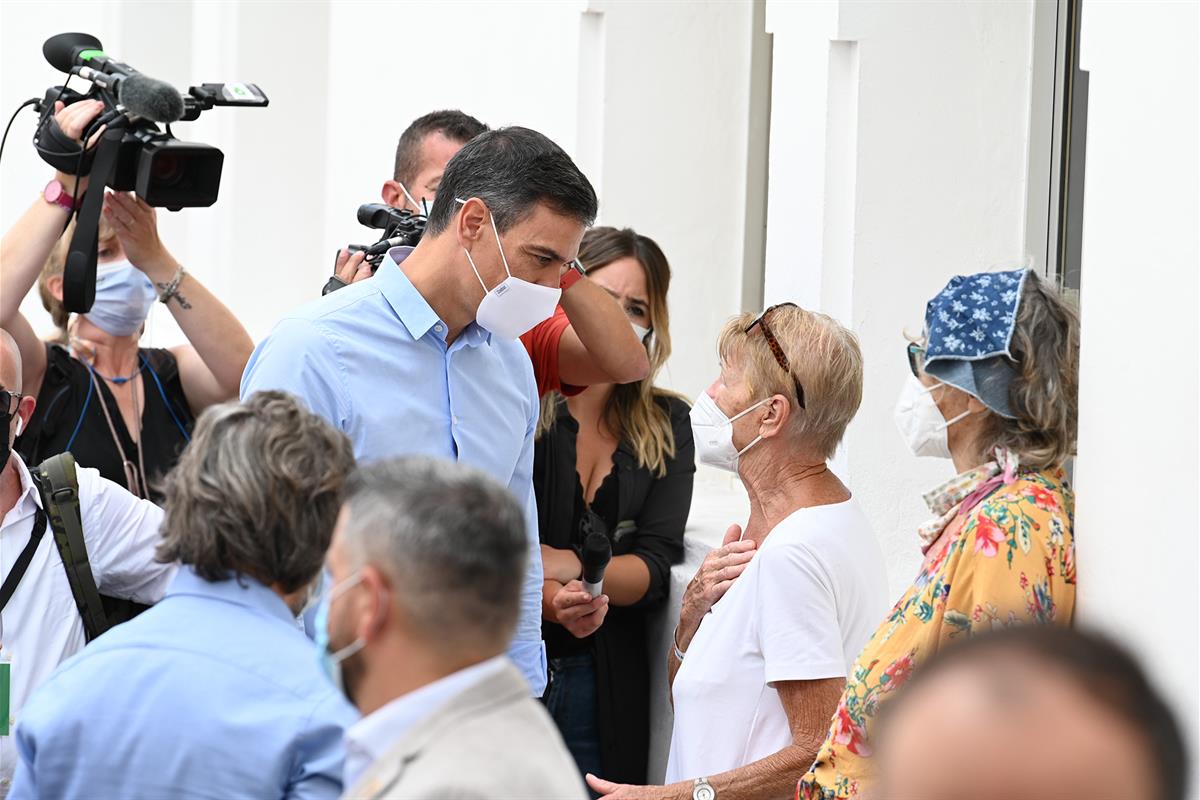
314,571,365,701
84,259,156,337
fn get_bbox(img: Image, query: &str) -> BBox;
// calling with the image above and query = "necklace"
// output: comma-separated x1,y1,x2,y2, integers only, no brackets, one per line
86,365,150,499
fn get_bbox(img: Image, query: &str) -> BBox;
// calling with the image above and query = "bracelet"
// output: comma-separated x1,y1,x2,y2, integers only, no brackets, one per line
156,266,187,305
673,625,687,662
560,258,586,291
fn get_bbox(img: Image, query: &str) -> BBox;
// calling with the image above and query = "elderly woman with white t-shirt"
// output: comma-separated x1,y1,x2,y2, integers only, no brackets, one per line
588,303,889,800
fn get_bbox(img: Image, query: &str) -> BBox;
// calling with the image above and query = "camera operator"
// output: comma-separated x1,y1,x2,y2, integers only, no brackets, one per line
243,126,600,698
0,99,254,502
331,110,649,395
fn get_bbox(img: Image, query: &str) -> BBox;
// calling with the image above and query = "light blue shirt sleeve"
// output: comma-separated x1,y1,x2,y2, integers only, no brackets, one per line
240,317,351,428
10,723,38,800
288,691,359,800
506,399,548,697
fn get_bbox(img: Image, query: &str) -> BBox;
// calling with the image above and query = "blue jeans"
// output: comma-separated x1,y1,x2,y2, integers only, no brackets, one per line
544,654,603,796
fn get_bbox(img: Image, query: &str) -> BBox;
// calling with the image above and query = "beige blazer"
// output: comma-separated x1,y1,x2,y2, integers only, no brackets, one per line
342,663,587,799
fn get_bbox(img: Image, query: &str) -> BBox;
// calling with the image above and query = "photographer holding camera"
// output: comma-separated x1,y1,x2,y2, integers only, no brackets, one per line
330,110,649,395
0,99,253,502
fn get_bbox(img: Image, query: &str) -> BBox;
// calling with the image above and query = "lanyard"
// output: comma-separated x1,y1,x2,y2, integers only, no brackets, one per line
0,509,49,613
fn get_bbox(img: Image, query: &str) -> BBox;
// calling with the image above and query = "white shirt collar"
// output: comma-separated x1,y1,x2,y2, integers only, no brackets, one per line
2,454,43,525
343,655,507,789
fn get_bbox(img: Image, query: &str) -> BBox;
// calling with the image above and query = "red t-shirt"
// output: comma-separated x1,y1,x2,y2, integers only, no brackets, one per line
520,306,584,398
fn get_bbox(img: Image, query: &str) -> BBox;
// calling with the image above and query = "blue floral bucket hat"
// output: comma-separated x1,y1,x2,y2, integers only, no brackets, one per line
920,268,1031,419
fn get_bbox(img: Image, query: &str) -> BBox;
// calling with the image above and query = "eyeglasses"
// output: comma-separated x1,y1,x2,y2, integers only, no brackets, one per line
1,389,25,417
906,342,926,378
744,303,806,409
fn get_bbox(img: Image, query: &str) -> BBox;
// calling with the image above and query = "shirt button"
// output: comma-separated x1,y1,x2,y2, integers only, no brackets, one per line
452,416,459,426
434,324,444,333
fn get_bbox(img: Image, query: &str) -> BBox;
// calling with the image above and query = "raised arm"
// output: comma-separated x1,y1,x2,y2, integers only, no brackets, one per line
556,276,650,387
0,100,106,396
102,192,254,412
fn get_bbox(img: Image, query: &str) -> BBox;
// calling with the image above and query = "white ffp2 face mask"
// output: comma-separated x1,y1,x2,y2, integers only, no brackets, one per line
893,375,971,459
689,392,771,473
632,322,651,342
458,201,561,340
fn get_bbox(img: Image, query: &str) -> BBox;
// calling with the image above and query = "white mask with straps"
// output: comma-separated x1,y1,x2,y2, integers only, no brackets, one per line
396,181,430,216
457,199,562,339
689,392,771,473
893,375,972,459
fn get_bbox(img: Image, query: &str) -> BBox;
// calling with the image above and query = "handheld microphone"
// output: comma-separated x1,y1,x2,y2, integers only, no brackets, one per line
580,531,612,599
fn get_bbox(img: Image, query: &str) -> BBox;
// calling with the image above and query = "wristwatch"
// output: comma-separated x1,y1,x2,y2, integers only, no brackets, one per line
43,179,79,211
693,777,716,800
560,258,586,291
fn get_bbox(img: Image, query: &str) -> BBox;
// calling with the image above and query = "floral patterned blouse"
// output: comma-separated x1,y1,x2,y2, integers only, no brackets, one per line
797,468,1076,799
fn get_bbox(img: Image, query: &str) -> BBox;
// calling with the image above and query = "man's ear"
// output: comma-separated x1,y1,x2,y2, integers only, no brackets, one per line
47,275,64,303
381,180,405,209
454,197,489,252
758,394,793,440
357,564,393,644
16,394,37,433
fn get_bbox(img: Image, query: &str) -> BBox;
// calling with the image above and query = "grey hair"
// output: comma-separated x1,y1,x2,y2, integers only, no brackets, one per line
156,390,356,592
976,272,1079,469
340,457,528,651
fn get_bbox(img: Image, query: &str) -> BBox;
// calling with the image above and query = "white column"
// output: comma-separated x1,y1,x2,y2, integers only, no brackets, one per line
764,0,1041,598
1074,1,1199,789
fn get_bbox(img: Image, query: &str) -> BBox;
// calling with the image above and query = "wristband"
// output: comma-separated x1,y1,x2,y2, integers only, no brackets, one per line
673,626,687,661
560,259,586,291
157,266,187,305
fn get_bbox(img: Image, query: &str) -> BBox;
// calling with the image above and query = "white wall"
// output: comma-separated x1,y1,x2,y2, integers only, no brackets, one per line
764,0,1041,599
1074,1,1200,790
0,0,760,407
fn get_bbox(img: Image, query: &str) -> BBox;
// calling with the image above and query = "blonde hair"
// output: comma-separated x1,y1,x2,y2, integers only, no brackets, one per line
537,227,683,477
38,215,120,340
976,272,1079,469
717,305,863,461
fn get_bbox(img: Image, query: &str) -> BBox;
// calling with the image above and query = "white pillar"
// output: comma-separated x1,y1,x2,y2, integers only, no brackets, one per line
1074,1,1199,789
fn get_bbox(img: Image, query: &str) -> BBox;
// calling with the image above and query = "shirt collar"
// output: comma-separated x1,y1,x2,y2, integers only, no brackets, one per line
343,655,507,786
375,246,491,349
164,567,297,626
3,454,44,521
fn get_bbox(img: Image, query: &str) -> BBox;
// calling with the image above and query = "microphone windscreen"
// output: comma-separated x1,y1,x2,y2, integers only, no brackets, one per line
581,532,612,583
44,32,103,73
118,74,184,123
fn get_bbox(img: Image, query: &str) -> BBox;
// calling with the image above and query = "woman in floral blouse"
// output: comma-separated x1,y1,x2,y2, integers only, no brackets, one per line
798,268,1079,799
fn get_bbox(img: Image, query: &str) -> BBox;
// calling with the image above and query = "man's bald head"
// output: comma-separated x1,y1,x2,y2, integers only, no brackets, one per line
0,329,22,395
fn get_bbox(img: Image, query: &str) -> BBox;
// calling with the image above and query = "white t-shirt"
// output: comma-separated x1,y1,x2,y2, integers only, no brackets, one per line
665,499,888,782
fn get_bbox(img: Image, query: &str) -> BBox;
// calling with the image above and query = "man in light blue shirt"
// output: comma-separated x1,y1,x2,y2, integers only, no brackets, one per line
241,127,599,696
10,392,359,800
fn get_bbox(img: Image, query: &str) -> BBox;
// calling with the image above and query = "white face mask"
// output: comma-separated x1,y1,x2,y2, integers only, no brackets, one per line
397,181,430,216
632,322,651,342
84,259,156,337
893,375,971,459
458,200,562,339
689,392,771,473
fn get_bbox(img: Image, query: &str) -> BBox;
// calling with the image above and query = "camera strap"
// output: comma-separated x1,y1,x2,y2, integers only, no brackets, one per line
63,125,124,313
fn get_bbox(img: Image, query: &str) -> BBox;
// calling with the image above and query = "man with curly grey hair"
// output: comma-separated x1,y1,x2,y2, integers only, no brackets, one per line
10,390,359,800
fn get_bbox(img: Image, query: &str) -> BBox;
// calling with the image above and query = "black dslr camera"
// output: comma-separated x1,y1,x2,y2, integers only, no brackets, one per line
29,32,267,313
321,204,428,296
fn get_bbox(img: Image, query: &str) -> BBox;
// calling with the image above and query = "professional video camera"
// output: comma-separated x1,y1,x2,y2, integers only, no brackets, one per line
22,32,268,312
321,203,427,295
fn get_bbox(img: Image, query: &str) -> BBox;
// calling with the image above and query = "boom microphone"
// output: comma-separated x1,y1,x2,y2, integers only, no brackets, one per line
117,74,184,123
580,531,612,599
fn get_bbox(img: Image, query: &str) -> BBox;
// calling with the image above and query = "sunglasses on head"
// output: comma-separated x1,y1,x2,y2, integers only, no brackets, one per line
744,303,806,410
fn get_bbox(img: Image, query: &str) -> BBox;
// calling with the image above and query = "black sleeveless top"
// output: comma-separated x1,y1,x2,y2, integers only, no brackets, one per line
16,344,196,503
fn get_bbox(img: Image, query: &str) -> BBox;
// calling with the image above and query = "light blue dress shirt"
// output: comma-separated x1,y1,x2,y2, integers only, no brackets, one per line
9,568,358,800
240,248,547,695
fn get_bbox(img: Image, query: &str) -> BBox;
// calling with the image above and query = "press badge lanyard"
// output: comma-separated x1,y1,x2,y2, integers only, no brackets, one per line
0,509,49,736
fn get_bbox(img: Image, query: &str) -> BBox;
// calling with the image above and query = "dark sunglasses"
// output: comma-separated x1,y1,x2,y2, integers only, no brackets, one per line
906,342,926,378
744,303,806,409
0,389,25,417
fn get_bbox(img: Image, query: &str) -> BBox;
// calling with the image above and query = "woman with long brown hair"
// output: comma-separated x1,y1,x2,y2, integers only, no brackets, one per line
535,226,695,789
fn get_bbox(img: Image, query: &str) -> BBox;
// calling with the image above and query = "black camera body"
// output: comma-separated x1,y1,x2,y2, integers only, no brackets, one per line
322,204,428,295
